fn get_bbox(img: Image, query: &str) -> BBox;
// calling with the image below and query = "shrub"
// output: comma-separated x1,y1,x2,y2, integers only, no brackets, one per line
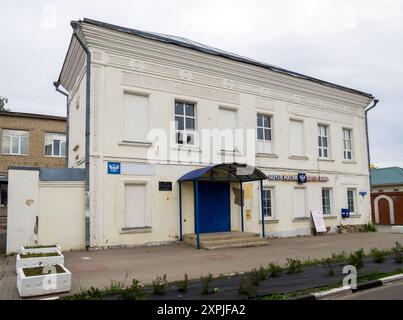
178,274,189,293
152,274,168,295
392,241,403,264
331,251,348,262
286,258,302,274
362,223,377,232
268,263,282,277
200,273,213,295
104,280,125,296
238,276,256,298
371,248,386,263
120,279,147,300
323,258,335,276
73,287,102,300
348,249,365,269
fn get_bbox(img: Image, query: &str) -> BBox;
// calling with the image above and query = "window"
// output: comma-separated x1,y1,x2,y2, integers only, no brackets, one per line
293,188,307,218
1,129,29,155
257,114,272,154
219,107,237,151
289,120,304,157
0,183,7,206
318,125,329,158
347,189,355,213
123,93,149,143
45,133,66,157
322,188,332,215
343,128,353,160
175,101,195,145
123,183,151,229
262,188,273,218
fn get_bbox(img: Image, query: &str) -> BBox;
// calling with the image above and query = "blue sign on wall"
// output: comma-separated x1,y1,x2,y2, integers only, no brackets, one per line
107,162,121,175
297,172,307,184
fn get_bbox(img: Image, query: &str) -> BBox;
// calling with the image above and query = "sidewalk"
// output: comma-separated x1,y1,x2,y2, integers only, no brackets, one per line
1,227,402,300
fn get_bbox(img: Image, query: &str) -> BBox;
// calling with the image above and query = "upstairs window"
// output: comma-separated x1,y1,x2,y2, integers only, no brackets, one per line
343,128,353,160
318,125,329,158
257,114,272,154
45,133,66,157
175,101,196,145
1,129,29,156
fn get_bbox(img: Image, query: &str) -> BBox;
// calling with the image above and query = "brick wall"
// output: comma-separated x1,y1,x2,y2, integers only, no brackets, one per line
0,112,66,174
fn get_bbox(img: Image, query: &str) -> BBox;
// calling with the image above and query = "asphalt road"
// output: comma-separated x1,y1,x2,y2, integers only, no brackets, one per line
333,281,403,300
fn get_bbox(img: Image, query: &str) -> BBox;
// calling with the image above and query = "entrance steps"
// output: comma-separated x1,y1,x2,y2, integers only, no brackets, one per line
183,231,269,250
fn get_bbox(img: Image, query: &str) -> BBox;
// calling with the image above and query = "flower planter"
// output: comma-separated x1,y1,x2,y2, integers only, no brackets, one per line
20,244,61,255
17,264,71,298
16,252,64,271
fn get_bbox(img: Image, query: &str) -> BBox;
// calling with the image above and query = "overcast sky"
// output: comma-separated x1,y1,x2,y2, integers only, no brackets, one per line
0,0,402,167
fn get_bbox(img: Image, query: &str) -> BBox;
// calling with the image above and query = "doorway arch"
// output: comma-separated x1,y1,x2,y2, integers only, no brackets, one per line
374,195,394,224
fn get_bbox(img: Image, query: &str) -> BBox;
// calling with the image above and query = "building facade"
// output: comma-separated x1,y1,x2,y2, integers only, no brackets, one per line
371,167,403,225
55,18,375,249
0,111,66,231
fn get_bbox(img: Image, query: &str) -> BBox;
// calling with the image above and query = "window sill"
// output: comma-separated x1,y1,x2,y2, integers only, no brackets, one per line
259,219,279,224
289,155,309,161
119,141,152,148
256,153,279,159
348,214,361,218
293,217,310,222
120,227,152,234
172,145,201,152
45,155,66,158
323,215,338,220
342,160,357,164
317,158,335,162
1,153,29,157
219,149,243,156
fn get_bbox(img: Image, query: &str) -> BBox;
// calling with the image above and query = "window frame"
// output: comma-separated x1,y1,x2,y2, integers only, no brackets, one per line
174,100,197,145
262,187,274,219
347,188,356,213
322,188,332,215
44,132,67,158
343,128,353,160
256,113,272,142
1,129,29,156
318,124,330,159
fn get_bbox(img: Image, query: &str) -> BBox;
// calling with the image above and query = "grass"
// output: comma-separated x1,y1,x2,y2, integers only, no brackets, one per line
177,274,189,293
370,247,386,263
348,248,365,269
200,273,213,295
22,265,65,277
23,244,58,249
20,252,60,259
361,223,377,232
152,274,168,295
286,258,303,274
392,241,403,264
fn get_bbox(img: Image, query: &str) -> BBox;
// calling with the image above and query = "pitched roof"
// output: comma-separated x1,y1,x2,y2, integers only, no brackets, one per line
81,18,373,99
371,167,403,186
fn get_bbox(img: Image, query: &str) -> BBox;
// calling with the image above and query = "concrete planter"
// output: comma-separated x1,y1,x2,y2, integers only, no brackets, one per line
20,244,61,255
16,252,64,271
17,264,71,298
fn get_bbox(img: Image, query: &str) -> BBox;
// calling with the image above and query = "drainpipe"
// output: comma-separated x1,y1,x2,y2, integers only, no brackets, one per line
364,98,379,224
71,20,91,249
53,81,69,167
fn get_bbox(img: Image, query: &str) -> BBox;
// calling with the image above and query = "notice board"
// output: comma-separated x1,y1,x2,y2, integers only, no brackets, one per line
311,210,327,233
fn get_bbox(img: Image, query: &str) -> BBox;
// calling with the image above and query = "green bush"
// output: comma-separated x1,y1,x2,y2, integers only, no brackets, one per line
286,258,303,274
330,251,348,262
268,263,282,277
392,241,403,264
323,258,335,276
370,248,385,263
238,276,256,298
120,279,147,300
200,273,213,295
177,274,189,293
362,223,377,232
73,287,102,300
348,249,365,269
152,274,168,295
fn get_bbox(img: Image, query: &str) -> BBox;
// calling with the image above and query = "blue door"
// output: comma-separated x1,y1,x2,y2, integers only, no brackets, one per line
198,182,231,233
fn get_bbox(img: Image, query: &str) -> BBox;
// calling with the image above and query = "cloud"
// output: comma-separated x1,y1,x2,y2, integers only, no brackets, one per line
0,0,402,167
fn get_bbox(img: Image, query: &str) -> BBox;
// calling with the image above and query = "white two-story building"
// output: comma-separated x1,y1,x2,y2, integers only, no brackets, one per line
51,18,376,250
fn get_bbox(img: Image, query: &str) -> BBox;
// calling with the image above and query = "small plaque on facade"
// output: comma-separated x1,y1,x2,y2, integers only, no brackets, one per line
107,162,121,175
297,172,307,184
159,181,172,191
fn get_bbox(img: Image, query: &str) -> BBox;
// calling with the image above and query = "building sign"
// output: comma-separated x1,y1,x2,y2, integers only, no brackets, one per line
267,173,329,182
159,181,172,191
107,162,121,175
311,210,327,233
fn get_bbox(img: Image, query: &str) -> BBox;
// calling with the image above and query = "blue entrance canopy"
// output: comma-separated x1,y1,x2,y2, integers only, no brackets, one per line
178,163,267,182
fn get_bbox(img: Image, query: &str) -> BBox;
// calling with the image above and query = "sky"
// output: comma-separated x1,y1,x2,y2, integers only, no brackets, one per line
0,0,402,168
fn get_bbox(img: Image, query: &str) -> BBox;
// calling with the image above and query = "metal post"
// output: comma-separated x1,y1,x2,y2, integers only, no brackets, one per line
260,180,266,238
240,182,244,232
179,181,183,241
194,179,200,249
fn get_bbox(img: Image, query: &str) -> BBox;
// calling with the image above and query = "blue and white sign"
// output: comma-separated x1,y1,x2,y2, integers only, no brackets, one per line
107,162,121,175
297,172,307,184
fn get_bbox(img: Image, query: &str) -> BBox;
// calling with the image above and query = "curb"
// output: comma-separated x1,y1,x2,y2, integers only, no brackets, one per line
291,273,403,300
